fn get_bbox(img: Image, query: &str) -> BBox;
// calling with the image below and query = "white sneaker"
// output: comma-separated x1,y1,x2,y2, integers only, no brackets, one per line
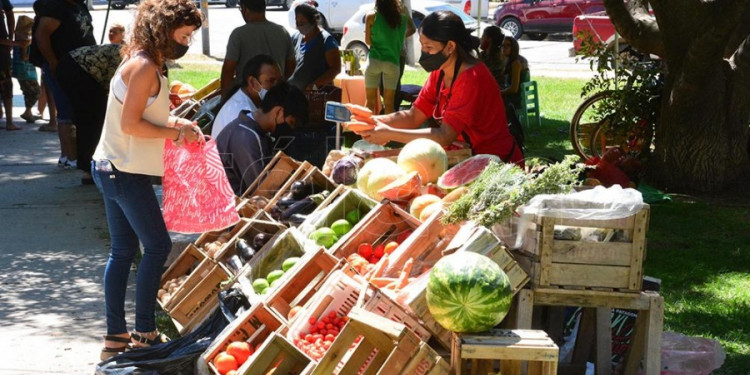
58,156,68,168
64,159,77,169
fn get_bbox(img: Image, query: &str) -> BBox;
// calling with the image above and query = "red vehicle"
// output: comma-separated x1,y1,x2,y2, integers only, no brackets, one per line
571,11,615,54
493,0,604,40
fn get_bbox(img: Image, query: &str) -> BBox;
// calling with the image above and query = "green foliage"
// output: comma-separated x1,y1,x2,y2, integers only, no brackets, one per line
443,155,584,227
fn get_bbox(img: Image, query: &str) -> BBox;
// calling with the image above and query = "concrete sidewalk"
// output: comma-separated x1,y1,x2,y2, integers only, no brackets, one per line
0,91,197,373
0,92,112,373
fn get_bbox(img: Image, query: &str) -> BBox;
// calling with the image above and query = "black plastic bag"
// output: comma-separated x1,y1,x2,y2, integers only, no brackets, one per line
95,288,250,375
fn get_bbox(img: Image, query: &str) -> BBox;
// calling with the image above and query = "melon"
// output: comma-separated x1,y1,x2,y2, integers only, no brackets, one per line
377,171,422,201
397,139,448,184
419,201,444,222
426,252,512,333
437,154,501,190
357,158,405,201
409,194,441,219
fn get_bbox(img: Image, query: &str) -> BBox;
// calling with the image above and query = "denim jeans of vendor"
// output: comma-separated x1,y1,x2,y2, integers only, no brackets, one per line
92,162,172,335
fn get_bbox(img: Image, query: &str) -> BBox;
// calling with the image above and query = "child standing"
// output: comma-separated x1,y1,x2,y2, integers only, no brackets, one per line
12,15,41,124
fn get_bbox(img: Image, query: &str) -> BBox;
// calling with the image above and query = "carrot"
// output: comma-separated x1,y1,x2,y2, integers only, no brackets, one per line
402,257,414,277
384,281,398,290
395,257,414,291
351,113,376,125
343,121,375,133
369,253,389,280
370,277,398,288
344,103,373,118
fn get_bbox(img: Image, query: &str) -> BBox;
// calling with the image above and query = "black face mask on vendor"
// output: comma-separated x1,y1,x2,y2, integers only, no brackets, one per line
419,45,448,72
165,40,189,60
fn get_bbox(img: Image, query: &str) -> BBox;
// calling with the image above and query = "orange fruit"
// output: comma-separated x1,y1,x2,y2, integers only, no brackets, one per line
226,341,253,365
214,352,238,375
227,371,237,375
288,305,303,321
383,241,399,255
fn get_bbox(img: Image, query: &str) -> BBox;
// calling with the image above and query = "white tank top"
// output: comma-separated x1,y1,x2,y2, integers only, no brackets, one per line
93,57,170,176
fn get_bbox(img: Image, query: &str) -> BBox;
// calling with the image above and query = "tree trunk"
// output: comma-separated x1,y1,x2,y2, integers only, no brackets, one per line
648,61,750,192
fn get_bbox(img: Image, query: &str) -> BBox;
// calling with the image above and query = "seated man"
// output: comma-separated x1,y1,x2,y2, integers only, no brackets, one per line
217,81,308,195
212,54,282,139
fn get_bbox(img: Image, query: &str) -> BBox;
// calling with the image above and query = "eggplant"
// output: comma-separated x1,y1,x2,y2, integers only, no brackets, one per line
269,205,283,221
236,238,256,262
276,196,297,210
253,233,271,250
288,214,308,225
279,191,329,220
225,255,244,274
290,181,313,200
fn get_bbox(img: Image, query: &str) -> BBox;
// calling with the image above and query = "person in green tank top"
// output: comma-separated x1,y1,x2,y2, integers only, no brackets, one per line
364,0,415,114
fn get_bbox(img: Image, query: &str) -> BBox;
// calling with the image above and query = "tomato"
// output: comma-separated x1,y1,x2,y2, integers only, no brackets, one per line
305,334,315,343
396,230,412,244
328,311,338,319
325,334,335,341
373,243,385,258
368,256,380,264
308,317,317,325
321,317,330,324
357,243,373,259
319,329,327,336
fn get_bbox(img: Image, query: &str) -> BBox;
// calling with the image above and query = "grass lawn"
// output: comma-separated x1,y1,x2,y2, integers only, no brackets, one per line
168,61,750,373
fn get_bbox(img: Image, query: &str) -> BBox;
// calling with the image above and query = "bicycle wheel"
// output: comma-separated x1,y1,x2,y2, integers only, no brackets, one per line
589,117,653,158
570,91,613,160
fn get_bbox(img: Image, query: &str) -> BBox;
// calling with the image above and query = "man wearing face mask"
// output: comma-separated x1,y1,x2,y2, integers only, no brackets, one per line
220,0,295,100
212,55,281,139
358,11,524,167
216,81,308,195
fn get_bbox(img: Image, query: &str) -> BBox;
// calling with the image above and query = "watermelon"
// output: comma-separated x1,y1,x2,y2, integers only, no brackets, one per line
437,154,500,190
426,252,512,333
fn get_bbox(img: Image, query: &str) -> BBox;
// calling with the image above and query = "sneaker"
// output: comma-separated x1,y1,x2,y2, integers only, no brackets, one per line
58,156,68,168
64,159,77,169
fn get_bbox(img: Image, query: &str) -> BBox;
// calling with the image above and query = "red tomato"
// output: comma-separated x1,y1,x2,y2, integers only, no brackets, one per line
328,311,338,319
308,317,317,325
325,334,335,341
396,230,412,244
321,317,330,324
373,244,385,258
368,256,380,264
357,243,373,259
319,329,327,336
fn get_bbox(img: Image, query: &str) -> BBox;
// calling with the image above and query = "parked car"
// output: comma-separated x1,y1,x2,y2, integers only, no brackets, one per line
340,1,481,64
493,0,604,40
444,0,490,19
268,0,294,10
571,11,615,55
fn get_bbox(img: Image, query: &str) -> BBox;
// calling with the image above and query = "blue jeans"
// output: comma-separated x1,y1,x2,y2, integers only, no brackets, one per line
92,163,172,335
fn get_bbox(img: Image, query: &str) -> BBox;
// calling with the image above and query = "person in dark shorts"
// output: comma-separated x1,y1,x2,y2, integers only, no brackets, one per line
0,0,19,131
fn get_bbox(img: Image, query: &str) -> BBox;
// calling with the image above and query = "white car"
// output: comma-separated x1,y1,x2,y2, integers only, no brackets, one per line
341,1,498,64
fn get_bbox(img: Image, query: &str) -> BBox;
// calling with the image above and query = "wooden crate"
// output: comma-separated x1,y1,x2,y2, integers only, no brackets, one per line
263,163,340,221
194,219,251,259
298,188,379,248
240,151,302,200
451,329,558,375
310,307,424,375
158,243,211,311
169,262,231,334
354,145,472,168
265,248,339,323
214,219,287,274
400,222,530,350
515,205,649,292
235,228,322,301
362,291,431,343
401,341,451,375
242,332,314,375
202,303,286,375
331,200,421,262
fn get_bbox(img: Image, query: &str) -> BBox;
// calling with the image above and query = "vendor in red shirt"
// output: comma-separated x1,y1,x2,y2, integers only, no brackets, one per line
359,10,523,166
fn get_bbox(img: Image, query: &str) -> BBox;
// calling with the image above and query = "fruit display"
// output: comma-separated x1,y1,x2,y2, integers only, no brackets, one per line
212,341,256,375
251,256,300,295
437,154,501,190
426,252,512,333
291,310,348,361
356,158,405,201
157,275,189,305
307,209,360,249
396,138,448,184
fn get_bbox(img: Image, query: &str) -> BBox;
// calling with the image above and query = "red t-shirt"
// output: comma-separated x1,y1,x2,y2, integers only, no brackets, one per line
413,63,523,166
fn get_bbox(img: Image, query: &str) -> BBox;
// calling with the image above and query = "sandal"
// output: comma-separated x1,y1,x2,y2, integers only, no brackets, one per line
130,330,170,348
20,113,42,123
100,335,132,361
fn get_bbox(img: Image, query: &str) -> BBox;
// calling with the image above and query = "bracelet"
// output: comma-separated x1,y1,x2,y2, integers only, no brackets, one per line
173,127,184,142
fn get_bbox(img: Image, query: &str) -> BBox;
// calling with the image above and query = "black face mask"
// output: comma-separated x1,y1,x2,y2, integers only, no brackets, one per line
419,46,448,72
165,39,189,60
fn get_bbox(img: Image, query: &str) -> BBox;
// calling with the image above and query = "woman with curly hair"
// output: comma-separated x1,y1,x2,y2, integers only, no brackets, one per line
92,0,202,360
364,0,415,114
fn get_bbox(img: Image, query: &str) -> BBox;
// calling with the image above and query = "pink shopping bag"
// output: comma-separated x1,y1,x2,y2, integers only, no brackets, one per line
162,133,240,233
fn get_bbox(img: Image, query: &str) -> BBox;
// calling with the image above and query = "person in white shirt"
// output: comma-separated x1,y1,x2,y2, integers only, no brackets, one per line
211,54,281,138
